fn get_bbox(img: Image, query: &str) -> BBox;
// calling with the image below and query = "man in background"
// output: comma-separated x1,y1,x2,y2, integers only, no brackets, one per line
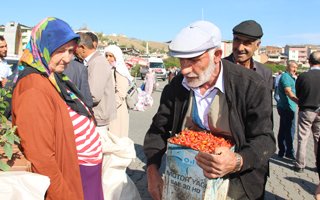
0,36,12,87
294,51,320,172
86,32,99,49
64,52,93,108
274,70,283,102
76,32,116,132
277,60,299,160
225,20,273,90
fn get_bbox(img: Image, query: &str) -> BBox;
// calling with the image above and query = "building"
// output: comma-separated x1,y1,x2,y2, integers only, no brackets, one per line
265,46,283,55
307,45,320,57
258,46,287,65
221,40,232,58
266,53,288,65
0,22,31,56
284,45,308,64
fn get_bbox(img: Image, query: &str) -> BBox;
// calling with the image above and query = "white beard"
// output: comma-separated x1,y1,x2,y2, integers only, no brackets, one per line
186,59,216,88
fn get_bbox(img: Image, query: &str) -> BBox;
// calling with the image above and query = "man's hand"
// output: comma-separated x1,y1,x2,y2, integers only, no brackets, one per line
195,147,242,179
147,164,163,200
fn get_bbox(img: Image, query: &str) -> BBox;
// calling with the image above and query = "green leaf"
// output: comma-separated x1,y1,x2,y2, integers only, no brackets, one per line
0,115,6,123
6,133,14,144
6,93,12,98
0,104,6,109
0,160,10,171
14,134,20,143
4,143,13,159
0,89,5,96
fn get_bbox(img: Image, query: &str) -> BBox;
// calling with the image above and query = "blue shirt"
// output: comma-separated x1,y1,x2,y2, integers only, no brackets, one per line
277,71,296,111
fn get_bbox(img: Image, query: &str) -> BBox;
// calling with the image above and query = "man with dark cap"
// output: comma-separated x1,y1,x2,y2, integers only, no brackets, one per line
225,20,273,90
143,20,275,200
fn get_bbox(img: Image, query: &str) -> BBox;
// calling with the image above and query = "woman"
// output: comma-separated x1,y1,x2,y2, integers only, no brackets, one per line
144,68,155,95
105,45,133,138
12,17,103,200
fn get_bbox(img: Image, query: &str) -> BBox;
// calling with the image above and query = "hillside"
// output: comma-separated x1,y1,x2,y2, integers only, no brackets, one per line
104,35,169,54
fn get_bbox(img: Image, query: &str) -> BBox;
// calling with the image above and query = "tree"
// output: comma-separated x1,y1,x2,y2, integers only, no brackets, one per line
164,57,180,70
265,63,286,73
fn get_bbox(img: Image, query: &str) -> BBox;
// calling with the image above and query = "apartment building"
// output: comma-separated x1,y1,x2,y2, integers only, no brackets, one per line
0,22,31,56
284,45,308,64
221,40,233,58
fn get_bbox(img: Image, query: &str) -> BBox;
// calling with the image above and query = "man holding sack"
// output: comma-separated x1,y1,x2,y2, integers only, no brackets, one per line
143,20,275,200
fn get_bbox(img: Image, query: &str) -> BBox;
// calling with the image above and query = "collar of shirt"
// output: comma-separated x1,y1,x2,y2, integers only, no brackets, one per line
83,51,96,66
252,60,257,71
182,62,225,130
310,66,320,71
284,71,296,80
231,54,256,71
0,58,7,64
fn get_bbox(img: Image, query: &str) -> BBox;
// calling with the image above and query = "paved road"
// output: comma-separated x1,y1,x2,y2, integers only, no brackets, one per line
127,79,318,200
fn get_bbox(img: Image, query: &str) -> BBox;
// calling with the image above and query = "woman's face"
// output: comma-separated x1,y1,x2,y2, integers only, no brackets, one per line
49,40,77,73
106,53,116,64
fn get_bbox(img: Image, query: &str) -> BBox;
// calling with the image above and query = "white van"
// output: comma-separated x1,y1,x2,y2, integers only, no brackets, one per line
140,57,167,81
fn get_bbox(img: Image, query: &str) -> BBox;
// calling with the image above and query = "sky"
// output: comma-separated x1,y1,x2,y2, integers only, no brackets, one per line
1,0,320,47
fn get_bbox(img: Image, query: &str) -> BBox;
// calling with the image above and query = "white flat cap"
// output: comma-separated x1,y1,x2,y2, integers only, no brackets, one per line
169,20,221,58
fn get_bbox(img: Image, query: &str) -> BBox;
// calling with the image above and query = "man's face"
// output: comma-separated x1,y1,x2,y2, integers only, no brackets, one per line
232,34,260,64
74,45,84,61
49,40,77,73
179,50,216,88
287,63,298,76
0,40,8,59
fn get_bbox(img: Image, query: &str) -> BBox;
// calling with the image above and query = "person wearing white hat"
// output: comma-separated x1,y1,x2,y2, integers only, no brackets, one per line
105,44,133,138
143,20,275,200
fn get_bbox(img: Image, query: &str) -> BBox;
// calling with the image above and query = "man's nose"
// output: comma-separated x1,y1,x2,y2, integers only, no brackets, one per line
237,43,246,52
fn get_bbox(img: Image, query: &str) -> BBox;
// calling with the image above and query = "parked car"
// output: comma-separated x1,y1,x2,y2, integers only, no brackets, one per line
140,57,167,81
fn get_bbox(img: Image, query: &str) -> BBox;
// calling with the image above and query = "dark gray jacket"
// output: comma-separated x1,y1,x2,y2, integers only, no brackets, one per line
64,59,93,108
143,59,275,200
225,54,273,90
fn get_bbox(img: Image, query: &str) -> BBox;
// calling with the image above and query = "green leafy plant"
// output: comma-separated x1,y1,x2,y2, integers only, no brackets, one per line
0,87,20,171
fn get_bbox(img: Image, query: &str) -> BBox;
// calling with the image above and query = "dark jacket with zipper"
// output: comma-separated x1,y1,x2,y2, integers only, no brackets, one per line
143,59,276,200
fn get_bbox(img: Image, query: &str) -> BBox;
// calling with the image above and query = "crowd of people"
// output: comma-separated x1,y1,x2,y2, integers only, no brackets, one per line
0,16,319,200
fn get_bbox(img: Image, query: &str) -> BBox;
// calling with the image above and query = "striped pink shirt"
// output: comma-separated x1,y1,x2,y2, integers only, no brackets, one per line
67,106,103,166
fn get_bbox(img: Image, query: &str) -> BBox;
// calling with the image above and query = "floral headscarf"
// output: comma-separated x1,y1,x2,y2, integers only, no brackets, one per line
16,17,92,118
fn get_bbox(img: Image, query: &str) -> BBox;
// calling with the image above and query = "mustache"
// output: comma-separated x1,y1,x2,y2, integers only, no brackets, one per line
235,50,247,54
185,73,198,78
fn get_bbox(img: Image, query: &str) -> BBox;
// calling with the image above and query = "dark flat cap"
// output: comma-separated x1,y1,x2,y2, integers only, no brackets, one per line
232,20,263,39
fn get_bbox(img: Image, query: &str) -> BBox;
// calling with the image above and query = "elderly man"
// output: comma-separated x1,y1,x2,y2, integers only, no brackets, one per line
294,51,320,172
225,20,273,90
143,20,275,200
